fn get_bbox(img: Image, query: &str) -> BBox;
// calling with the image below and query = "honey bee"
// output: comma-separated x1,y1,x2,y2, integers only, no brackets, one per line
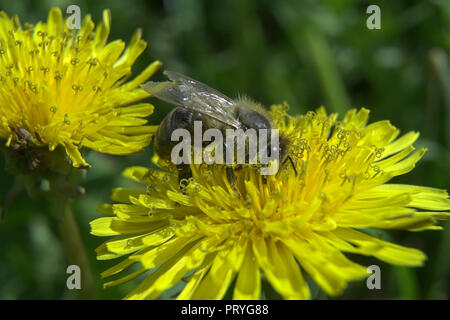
141,71,295,181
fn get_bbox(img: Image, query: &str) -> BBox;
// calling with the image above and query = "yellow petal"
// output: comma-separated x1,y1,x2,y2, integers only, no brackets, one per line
47,7,63,36
190,240,245,300
233,240,261,300
126,239,208,300
382,131,420,158
90,217,167,236
333,228,426,266
123,60,163,91
253,236,310,299
283,233,367,296
64,143,90,169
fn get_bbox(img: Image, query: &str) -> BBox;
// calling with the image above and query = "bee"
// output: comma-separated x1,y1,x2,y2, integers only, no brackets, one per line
141,71,295,181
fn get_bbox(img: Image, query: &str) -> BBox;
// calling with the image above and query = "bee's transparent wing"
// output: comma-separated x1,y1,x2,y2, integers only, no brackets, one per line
141,71,241,129
163,71,233,103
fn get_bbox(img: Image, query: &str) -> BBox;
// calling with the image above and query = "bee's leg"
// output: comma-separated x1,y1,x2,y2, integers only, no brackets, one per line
262,175,267,184
176,164,192,192
225,166,243,199
282,156,298,176
226,166,236,186
177,164,192,182
222,140,237,187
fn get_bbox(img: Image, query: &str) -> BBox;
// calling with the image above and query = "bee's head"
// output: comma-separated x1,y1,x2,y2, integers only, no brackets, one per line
277,135,290,163
272,135,297,176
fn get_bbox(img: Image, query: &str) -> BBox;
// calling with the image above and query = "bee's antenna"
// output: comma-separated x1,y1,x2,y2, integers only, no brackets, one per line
288,156,298,177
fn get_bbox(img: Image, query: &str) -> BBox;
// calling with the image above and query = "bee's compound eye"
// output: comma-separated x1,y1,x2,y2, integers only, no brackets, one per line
239,110,272,130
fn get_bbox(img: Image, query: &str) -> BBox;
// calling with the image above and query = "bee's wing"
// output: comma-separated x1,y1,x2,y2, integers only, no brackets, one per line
163,71,233,103
141,71,241,129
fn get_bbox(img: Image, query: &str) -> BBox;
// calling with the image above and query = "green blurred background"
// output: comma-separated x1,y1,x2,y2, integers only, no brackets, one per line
0,0,449,299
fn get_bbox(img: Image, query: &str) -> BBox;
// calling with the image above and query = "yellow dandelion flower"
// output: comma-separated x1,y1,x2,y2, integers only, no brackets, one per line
0,8,162,168
91,106,450,299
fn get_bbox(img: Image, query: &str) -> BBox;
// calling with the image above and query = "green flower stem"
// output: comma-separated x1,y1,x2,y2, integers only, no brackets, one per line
58,199,97,299
302,25,351,115
428,49,450,164
1,177,24,219
427,48,450,298
394,266,420,299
